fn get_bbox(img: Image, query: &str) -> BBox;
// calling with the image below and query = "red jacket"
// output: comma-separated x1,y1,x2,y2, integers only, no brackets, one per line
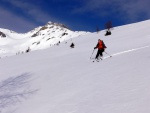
95,40,106,50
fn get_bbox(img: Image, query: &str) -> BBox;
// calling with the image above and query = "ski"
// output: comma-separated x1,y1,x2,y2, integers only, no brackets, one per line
92,58,102,62
92,56,112,62
93,60,99,62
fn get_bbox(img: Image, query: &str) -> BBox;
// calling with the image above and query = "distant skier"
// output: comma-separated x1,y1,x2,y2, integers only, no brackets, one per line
70,42,75,48
26,47,31,53
94,39,107,60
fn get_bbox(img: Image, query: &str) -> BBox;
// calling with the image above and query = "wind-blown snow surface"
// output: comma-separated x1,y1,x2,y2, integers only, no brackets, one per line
1,20,150,113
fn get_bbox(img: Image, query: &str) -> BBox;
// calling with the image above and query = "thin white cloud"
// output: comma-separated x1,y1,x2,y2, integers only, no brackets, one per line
120,0,150,21
0,7,37,33
1,0,58,23
73,0,150,22
0,0,62,32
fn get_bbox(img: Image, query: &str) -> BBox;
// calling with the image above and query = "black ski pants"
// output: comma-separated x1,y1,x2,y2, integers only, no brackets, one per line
95,49,104,59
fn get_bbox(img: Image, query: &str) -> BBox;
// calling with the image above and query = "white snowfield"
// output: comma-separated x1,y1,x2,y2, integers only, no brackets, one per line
0,20,150,113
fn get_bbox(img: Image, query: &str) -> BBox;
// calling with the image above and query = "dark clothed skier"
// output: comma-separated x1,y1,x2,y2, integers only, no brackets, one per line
70,43,75,48
94,39,107,59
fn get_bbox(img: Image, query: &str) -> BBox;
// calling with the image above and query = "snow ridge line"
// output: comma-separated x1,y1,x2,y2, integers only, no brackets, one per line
112,46,149,56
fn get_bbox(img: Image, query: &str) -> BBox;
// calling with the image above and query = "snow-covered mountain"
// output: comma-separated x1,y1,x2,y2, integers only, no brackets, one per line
0,22,87,58
1,20,150,113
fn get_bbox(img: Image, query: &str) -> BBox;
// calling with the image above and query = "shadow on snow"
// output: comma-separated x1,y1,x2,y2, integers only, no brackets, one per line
0,73,38,113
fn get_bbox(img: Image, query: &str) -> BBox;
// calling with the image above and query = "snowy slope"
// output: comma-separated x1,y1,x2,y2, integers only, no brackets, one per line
0,22,86,57
0,20,150,113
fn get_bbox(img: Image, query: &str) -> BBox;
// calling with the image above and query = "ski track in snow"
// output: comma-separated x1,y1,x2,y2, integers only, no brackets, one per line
112,46,149,56
92,45,150,60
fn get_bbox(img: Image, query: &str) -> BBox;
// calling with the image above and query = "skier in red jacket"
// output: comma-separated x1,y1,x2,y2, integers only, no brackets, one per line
94,39,107,60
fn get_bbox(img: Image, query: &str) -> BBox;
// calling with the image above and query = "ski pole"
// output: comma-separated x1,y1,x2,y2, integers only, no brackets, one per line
90,49,95,59
104,51,112,57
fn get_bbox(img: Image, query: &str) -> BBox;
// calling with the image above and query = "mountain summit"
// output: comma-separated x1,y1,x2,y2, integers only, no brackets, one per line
0,22,86,57
47,21,68,29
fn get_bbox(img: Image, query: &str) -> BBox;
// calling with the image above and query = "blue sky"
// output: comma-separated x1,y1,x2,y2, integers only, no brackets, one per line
0,0,150,33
